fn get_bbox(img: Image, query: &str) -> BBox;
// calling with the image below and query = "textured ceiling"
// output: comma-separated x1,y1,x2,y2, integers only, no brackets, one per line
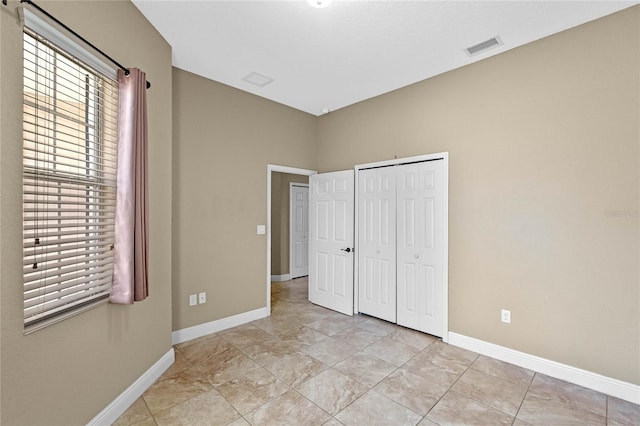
133,1,638,116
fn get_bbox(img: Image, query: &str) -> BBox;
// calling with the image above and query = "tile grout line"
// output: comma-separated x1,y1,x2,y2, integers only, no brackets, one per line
179,337,253,425
362,338,438,422
144,346,214,425
457,356,536,421
359,334,449,425
220,294,343,424
140,392,156,426
418,349,481,424
299,323,432,424
511,371,537,425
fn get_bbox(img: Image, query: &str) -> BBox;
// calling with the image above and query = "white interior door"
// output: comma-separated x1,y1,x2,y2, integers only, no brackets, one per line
309,170,354,316
290,184,309,279
358,167,396,322
396,160,445,337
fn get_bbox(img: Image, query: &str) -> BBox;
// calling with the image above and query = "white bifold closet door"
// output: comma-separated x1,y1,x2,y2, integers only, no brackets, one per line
358,167,397,322
357,159,446,337
396,161,445,336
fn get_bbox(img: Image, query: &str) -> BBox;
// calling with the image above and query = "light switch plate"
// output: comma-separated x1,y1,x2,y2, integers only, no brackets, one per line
257,225,266,235
189,294,197,306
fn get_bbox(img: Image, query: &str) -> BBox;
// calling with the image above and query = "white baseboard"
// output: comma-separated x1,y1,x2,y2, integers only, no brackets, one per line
171,307,269,345
87,348,175,426
448,332,640,405
271,274,291,282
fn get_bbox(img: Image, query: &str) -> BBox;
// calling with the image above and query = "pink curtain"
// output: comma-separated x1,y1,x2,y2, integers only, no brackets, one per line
111,68,149,304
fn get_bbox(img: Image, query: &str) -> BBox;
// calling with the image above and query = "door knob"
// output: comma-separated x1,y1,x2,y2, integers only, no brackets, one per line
414,253,419,259
341,247,351,253
376,249,380,254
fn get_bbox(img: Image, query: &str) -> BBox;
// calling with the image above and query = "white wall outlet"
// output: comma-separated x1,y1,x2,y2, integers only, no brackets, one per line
501,309,511,323
198,292,206,304
189,294,197,306
257,225,266,235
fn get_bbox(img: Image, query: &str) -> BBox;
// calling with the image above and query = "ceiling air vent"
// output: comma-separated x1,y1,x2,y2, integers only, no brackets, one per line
242,71,274,87
465,36,503,57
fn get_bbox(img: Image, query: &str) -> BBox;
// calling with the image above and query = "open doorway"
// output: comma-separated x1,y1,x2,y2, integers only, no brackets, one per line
289,182,310,279
270,173,309,281
266,165,316,315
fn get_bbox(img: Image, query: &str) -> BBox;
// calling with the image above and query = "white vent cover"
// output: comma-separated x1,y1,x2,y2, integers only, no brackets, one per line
242,71,274,87
465,36,503,56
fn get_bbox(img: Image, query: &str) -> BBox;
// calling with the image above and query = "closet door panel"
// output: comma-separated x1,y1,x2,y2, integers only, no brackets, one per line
358,168,396,322
397,165,419,329
423,265,436,318
397,161,445,337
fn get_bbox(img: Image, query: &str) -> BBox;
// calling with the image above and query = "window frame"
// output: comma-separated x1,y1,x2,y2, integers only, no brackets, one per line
22,10,119,333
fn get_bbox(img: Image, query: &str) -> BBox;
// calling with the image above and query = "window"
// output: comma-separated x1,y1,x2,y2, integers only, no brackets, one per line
22,28,119,331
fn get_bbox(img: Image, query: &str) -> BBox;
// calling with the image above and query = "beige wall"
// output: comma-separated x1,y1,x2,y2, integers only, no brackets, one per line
317,7,640,385
172,68,316,331
0,1,173,424
271,173,309,276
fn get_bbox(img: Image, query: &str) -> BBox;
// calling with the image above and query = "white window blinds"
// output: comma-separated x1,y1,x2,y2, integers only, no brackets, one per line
22,28,119,330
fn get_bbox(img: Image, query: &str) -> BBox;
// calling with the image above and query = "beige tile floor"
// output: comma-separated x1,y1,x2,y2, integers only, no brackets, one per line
115,278,640,426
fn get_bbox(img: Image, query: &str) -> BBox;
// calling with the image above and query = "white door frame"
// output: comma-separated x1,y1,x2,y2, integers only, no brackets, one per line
267,165,317,315
289,183,310,280
354,152,449,342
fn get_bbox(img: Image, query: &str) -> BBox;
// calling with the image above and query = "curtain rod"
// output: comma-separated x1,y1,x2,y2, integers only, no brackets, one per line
2,0,151,89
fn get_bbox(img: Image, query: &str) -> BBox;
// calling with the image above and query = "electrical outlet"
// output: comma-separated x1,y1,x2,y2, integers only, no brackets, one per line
189,294,197,306
198,292,206,304
501,309,511,324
